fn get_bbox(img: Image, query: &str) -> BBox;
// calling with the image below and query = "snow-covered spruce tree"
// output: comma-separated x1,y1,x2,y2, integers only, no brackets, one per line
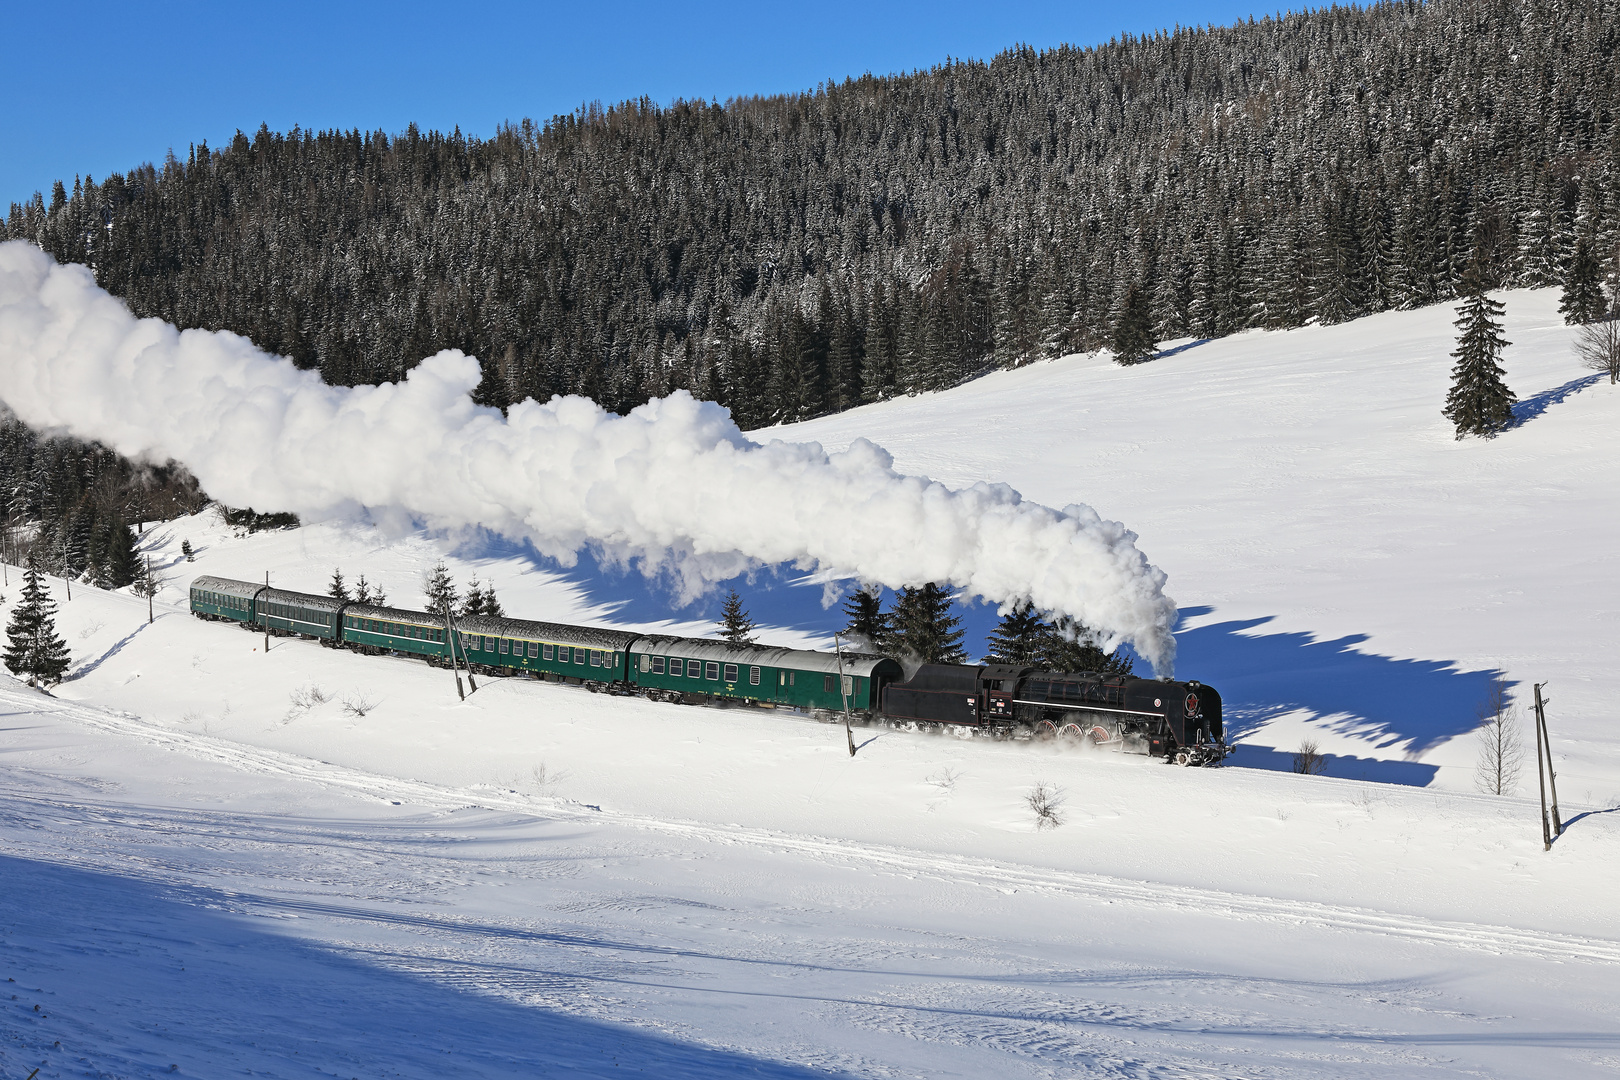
1037,618,1135,677
353,575,374,605
181,539,194,562
328,568,351,602
422,561,456,614
1442,265,1516,439
1560,238,1607,325
891,583,965,665
718,589,756,646
840,588,891,652
983,601,1044,665
458,578,485,618
1110,282,1157,365
4,560,70,686
478,584,503,619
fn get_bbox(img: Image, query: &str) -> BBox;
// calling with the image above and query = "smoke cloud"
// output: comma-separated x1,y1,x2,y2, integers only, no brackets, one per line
0,242,1178,671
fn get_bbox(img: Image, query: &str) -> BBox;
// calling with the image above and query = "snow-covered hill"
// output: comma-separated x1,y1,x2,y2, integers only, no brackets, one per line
2,287,1617,1078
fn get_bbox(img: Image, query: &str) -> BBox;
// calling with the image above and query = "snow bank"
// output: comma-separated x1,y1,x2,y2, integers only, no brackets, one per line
0,242,1177,670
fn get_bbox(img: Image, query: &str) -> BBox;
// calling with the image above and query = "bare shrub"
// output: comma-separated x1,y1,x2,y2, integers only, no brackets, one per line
287,685,330,716
341,694,377,718
1474,677,1525,796
926,767,961,794
1293,739,1328,775
1575,315,1620,385
1027,781,1065,830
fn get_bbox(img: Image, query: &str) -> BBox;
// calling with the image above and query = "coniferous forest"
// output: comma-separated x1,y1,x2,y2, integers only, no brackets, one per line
2,0,1619,557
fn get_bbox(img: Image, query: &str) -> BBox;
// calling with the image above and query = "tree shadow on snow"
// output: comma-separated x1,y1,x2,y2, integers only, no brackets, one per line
1174,607,1500,785
0,853,854,1080
1511,372,1604,426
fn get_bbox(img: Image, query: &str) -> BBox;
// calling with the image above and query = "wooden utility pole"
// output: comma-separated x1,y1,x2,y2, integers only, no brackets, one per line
834,633,856,757
447,604,476,694
1535,683,1562,837
442,604,464,701
1533,681,1551,850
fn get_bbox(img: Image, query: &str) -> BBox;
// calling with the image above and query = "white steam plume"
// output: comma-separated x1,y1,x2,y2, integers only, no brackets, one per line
0,242,1178,672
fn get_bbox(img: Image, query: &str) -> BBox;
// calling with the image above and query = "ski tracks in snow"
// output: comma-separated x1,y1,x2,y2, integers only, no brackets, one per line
10,684,1619,973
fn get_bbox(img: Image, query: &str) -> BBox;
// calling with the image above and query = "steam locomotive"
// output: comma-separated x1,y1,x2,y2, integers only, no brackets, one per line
190,574,1227,765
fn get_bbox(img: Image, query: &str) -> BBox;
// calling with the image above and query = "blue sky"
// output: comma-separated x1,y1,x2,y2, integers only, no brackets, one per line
4,0,1295,210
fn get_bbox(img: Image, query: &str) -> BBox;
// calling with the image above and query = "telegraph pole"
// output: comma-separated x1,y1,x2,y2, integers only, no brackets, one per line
442,603,464,701
1535,683,1562,837
834,633,856,757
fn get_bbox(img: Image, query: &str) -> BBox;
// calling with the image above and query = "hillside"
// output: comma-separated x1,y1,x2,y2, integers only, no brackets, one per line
1,286,1617,1077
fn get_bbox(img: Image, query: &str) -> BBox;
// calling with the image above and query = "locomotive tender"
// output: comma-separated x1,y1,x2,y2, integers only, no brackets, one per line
189,574,1227,764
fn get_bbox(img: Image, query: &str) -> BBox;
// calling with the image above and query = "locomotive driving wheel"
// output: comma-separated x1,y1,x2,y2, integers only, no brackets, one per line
1035,719,1059,740
1058,722,1085,741
1087,725,1112,746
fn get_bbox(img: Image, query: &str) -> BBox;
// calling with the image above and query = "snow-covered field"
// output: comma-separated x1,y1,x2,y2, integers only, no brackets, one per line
3,287,1618,1078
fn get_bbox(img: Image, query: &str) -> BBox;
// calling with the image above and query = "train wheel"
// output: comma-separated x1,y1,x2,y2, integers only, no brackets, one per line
1058,722,1085,741
1087,725,1112,746
1175,749,1192,766
1035,719,1058,740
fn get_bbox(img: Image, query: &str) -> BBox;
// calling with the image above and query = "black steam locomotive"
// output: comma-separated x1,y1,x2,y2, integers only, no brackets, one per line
882,663,1228,766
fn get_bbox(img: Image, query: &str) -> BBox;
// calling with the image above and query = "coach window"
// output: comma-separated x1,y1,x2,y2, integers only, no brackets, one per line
723,664,738,683
668,658,681,676
589,651,599,667
705,661,720,680
824,674,836,693
498,639,509,654
750,666,760,685
527,642,538,658
542,644,554,660
652,656,665,674
576,649,586,664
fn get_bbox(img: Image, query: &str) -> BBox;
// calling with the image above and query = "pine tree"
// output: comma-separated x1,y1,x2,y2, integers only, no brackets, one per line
1037,618,1134,676
1110,281,1157,365
4,561,70,686
422,561,456,614
100,519,139,589
890,583,965,664
328,568,351,602
983,601,1044,664
353,575,375,605
458,578,485,618
840,588,891,651
718,589,756,646
1442,261,1516,439
479,583,503,618
181,539,194,562
1560,238,1607,324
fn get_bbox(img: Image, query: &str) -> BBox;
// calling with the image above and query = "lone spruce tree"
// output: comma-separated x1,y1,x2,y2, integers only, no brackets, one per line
718,589,756,646
983,601,1045,664
891,583,965,664
840,588,891,651
423,561,456,614
328,568,351,602
4,561,70,686
1442,262,1516,438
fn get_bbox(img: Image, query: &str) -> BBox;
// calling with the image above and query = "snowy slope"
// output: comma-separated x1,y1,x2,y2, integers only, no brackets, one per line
3,288,1619,1078
770,287,1620,794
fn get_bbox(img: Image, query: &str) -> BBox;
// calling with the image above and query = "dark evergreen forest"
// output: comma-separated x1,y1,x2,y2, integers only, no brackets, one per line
3,0,1618,559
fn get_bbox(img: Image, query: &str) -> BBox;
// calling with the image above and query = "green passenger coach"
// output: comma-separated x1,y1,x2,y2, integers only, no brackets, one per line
189,575,267,624
260,588,344,641
342,603,456,660
628,636,904,715
455,614,639,684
